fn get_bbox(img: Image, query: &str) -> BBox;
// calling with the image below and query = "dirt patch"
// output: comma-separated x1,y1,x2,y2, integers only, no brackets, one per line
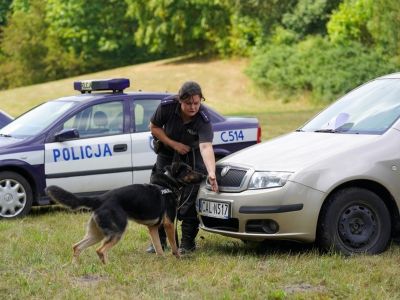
283,283,326,294
73,275,108,286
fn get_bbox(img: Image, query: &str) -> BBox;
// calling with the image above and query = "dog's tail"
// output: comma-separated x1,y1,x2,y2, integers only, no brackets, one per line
45,185,102,210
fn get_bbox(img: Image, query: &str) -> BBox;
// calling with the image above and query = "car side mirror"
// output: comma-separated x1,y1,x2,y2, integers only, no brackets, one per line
54,128,79,142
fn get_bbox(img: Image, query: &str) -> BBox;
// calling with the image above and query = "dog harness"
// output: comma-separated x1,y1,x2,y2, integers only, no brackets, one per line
152,184,174,197
159,187,172,195
151,184,180,226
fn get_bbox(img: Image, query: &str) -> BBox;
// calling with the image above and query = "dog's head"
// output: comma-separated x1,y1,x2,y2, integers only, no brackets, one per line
165,162,206,185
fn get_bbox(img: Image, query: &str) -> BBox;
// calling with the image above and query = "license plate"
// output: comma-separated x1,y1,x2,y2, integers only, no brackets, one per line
199,199,230,219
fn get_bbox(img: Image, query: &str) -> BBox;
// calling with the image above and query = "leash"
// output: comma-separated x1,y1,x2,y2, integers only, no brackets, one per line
176,185,195,211
174,212,180,248
153,183,182,248
172,148,197,250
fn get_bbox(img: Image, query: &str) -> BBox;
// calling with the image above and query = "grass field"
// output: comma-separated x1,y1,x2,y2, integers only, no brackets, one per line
1,57,400,299
2,209,400,299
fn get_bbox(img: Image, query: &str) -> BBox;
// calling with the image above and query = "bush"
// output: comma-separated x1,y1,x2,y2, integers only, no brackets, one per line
247,36,398,103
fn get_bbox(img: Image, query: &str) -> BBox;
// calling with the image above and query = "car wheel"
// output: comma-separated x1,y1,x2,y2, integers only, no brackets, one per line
318,187,390,255
0,171,33,219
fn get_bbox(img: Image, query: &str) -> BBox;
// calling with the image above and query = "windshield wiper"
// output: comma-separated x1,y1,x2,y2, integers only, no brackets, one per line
0,133,12,137
314,129,338,133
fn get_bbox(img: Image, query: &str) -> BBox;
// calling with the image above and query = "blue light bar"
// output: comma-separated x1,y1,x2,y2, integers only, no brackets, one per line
74,78,130,93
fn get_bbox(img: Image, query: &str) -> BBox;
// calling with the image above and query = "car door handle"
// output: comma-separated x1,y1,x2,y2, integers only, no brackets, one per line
113,144,127,152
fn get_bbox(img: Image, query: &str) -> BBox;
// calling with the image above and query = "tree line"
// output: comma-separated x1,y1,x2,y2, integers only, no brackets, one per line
0,0,399,102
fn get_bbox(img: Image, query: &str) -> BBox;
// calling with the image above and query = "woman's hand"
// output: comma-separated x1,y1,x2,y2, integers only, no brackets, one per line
208,173,219,193
173,142,191,155
150,123,190,155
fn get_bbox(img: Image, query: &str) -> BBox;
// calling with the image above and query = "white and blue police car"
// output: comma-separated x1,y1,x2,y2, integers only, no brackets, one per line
0,79,260,218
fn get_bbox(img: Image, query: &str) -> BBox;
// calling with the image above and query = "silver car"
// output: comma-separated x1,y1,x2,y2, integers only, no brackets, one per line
197,73,400,255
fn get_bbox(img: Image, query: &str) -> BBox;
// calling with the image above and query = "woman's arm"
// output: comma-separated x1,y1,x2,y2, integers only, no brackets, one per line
150,122,190,155
199,142,219,192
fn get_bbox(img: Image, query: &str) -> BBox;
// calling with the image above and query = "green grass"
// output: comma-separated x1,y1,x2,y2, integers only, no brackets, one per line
2,208,400,299
2,57,398,299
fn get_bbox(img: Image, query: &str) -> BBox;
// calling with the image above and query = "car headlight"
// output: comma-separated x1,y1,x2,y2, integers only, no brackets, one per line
248,171,292,189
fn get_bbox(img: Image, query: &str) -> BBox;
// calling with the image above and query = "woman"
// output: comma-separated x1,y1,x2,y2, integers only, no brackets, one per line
147,81,219,254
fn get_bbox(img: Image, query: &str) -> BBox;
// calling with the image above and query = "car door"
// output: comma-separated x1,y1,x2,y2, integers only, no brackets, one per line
44,100,133,193
130,98,161,183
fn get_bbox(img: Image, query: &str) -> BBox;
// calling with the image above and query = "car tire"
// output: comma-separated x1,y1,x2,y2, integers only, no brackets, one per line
0,171,33,219
317,187,391,255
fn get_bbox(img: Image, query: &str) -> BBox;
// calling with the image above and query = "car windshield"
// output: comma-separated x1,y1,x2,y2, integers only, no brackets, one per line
301,78,400,134
0,101,76,138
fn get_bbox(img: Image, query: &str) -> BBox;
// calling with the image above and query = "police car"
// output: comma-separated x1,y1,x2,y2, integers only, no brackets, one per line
0,78,260,219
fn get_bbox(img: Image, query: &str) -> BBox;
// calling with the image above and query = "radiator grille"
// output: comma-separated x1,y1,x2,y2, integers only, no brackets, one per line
216,166,247,188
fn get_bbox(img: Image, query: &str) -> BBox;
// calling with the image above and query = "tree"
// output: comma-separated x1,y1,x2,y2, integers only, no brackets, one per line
369,0,400,57
233,0,297,36
0,0,13,61
282,0,341,37
0,0,12,27
327,0,373,45
0,0,48,88
45,0,139,77
327,0,400,59
125,0,231,56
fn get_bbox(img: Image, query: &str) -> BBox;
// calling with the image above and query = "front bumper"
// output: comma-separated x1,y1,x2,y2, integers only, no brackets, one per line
196,181,326,243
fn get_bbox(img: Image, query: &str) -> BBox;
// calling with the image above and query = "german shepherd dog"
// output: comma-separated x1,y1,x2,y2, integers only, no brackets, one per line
45,162,205,264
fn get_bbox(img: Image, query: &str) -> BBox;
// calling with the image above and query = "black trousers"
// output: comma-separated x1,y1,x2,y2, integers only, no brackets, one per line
152,151,205,247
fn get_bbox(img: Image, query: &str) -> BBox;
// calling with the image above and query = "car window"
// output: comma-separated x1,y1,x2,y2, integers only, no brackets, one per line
0,101,76,138
132,99,160,132
63,101,124,138
204,104,225,123
301,78,400,134
0,111,12,128
0,116,10,128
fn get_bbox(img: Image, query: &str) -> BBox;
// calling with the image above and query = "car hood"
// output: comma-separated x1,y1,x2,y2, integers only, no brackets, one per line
220,131,380,172
0,136,24,148
0,135,45,155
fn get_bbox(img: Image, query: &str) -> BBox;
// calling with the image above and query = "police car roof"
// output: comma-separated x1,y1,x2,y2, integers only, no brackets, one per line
51,79,174,102
52,91,172,103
